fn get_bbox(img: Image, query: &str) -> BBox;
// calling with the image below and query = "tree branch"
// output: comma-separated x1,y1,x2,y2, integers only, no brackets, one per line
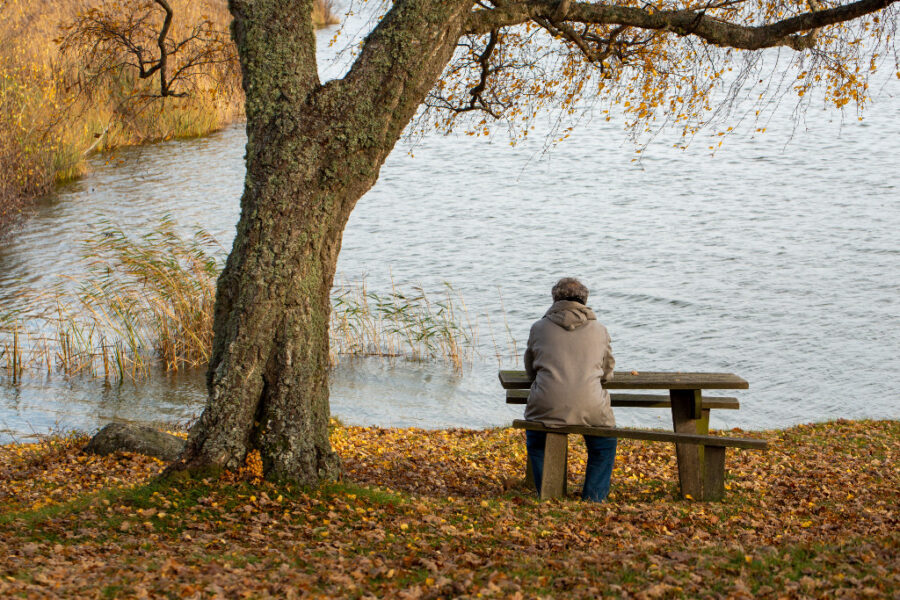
534,16,601,61
154,0,174,96
334,0,474,150
467,28,502,114
228,0,321,123
466,0,897,50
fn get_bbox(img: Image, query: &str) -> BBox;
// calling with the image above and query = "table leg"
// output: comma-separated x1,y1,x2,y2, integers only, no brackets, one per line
671,388,704,500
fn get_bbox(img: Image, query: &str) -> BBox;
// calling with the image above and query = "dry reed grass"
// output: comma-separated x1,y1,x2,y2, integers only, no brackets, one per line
0,0,239,227
0,218,482,383
0,217,221,381
330,278,476,372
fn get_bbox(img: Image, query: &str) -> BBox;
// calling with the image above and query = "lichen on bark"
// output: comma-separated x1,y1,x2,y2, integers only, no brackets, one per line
171,0,473,484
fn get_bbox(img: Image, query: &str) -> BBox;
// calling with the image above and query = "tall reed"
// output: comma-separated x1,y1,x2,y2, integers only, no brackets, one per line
0,217,220,380
330,279,476,372
76,217,221,374
0,218,480,383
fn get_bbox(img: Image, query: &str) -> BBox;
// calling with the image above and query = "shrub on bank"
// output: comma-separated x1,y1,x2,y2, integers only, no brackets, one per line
0,0,341,230
0,0,238,227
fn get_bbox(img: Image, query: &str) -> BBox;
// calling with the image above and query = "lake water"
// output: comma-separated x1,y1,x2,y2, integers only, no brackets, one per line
1,18,898,442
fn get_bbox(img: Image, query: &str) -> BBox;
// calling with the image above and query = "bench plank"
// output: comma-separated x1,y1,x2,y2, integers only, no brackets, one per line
514,420,766,501
505,389,740,410
499,370,749,390
511,420,767,450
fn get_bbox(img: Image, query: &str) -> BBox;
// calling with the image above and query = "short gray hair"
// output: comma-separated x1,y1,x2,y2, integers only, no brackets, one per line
551,277,589,303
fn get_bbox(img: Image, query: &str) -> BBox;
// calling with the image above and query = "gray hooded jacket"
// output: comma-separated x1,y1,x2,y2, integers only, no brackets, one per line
523,300,616,428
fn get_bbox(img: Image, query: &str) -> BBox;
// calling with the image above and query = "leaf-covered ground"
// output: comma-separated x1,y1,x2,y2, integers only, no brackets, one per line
1,419,897,599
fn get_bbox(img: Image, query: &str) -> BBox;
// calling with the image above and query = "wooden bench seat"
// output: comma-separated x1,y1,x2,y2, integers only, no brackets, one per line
505,389,740,410
512,419,767,501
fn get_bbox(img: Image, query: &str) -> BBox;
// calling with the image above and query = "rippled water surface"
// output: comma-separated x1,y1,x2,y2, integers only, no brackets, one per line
1,24,898,441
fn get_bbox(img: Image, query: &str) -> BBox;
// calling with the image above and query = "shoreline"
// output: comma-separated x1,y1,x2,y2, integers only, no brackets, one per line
2,410,897,446
0,115,246,235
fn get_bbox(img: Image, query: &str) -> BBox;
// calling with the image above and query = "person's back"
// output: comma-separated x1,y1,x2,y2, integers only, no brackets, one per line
524,300,615,428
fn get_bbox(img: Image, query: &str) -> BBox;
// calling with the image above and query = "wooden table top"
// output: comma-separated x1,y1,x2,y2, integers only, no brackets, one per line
499,370,749,390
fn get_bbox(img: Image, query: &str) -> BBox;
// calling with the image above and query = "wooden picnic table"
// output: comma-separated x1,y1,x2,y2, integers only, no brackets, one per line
499,370,760,500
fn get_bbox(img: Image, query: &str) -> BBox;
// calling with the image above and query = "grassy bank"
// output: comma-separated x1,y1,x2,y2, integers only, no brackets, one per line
0,0,339,230
1,419,896,598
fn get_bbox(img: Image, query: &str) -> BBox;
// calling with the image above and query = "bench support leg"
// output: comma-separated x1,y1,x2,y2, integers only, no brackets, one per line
525,454,535,488
540,433,568,500
671,389,707,500
702,445,726,501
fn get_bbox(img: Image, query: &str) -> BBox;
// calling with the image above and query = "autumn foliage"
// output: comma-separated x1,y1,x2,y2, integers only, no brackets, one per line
1,419,896,598
425,0,898,146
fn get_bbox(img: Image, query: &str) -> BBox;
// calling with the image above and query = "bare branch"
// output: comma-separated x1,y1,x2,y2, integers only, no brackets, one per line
154,0,174,96
533,16,601,61
466,29,502,115
58,0,238,100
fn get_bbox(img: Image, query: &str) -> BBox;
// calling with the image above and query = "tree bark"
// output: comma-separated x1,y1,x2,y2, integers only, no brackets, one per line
170,0,472,483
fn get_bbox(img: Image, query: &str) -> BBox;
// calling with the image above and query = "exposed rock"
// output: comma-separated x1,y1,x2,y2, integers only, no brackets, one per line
83,423,185,461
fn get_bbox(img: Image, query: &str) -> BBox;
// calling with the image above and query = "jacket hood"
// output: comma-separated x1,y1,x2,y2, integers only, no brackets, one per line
544,300,596,331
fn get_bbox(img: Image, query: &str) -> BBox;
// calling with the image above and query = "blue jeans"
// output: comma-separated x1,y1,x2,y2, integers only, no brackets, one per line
525,430,617,502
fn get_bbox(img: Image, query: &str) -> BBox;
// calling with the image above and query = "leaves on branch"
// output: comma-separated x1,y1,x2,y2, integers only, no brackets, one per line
418,0,897,144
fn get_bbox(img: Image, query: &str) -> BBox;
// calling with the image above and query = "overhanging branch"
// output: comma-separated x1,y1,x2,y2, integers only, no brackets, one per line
466,0,897,50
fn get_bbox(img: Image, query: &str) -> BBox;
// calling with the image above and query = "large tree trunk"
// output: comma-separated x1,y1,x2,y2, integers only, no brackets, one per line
169,0,472,483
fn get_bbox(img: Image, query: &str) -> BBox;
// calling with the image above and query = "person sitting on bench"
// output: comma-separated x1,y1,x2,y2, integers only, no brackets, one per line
524,277,617,502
